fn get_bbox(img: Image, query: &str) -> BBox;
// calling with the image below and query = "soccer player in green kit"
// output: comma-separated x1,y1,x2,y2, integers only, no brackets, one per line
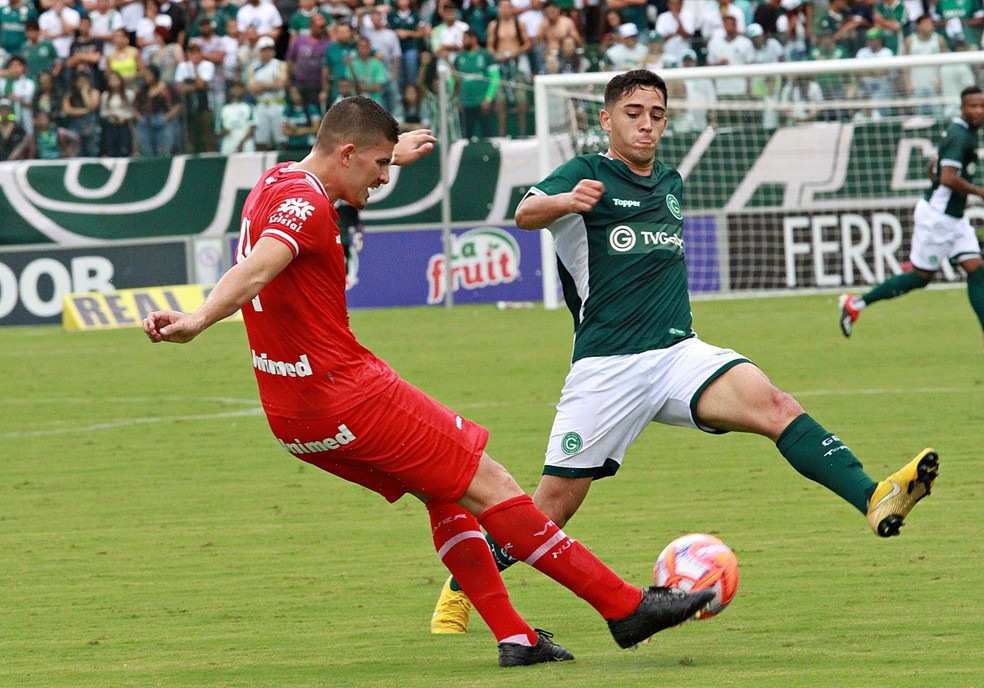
432,69,940,633
840,86,984,346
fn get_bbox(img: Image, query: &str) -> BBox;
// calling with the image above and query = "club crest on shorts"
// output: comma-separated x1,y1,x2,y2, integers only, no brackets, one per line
561,432,583,455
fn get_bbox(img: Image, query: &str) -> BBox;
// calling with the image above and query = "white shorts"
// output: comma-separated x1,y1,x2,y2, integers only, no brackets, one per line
910,198,982,271
543,338,750,480
254,102,286,146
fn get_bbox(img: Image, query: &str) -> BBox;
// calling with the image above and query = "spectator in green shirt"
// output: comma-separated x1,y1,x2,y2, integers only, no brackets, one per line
348,36,387,105
873,0,909,56
20,19,63,82
0,0,38,56
808,30,848,111
453,28,499,139
321,22,357,102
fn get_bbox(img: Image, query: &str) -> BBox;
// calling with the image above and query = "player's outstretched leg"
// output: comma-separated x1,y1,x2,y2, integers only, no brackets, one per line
477,495,712,645
499,629,575,668
866,448,939,537
839,294,862,337
606,586,716,649
431,575,472,634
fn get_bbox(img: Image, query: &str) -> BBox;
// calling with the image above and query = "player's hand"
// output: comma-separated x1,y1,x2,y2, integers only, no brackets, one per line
567,179,605,214
143,310,201,344
392,129,437,166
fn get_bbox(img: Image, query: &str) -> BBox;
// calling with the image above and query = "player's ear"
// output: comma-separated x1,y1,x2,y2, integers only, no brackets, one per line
338,142,357,165
600,108,611,132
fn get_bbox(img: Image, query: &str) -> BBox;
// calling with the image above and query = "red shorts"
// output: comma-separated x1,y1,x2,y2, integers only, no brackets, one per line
264,378,489,503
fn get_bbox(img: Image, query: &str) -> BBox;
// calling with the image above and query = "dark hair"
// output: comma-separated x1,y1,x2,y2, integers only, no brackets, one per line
961,86,984,102
314,96,399,153
604,69,668,110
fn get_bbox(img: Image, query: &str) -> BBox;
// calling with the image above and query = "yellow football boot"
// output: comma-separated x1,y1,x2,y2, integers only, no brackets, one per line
430,575,472,634
867,449,939,537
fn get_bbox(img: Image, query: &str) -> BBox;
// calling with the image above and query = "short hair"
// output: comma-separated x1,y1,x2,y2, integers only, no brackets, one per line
961,85,984,102
604,69,668,110
314,96,400,154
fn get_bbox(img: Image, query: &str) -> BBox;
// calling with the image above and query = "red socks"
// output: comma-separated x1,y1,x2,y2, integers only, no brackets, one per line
478,495,641,620
427,500,536,645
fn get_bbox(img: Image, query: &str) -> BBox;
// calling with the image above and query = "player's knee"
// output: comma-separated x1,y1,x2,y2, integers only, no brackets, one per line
465,454,524,509
913,269,934,284
769,387,805,430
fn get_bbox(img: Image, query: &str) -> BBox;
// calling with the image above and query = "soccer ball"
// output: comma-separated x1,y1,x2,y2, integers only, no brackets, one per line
654,533,739,619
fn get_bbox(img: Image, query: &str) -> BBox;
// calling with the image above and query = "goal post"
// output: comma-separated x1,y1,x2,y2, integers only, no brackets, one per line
533,52,984,307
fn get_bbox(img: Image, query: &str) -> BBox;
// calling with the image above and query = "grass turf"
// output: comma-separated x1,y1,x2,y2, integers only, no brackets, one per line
2,289,982,687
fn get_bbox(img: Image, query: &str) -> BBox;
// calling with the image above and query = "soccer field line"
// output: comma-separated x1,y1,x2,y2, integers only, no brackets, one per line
0,395,258,405
791,386,970,397
3,407,265,439
3,386,974,440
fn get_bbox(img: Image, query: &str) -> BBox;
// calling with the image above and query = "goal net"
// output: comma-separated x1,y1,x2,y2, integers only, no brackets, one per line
533,53,984,308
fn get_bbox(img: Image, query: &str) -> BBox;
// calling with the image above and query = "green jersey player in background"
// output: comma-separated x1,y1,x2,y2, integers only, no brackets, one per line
431,69,940,633
840,86,984,346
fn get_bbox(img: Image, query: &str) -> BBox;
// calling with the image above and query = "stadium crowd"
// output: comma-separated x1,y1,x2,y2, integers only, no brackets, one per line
0,0,980,159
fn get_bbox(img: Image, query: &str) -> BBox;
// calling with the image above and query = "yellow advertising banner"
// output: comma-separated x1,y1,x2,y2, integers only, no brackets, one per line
62,285,241,331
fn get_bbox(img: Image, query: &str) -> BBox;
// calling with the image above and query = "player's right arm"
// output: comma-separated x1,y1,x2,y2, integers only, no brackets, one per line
939,163,984,199
514,179,605,230
143,237,293,344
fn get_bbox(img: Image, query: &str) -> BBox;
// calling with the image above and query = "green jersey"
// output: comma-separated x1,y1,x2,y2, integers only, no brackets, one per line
349,56,387,104
20,39,58,80
35,127,62,160
874,0,908,56
324,39,357,86
0,2,36,53
453,48,499,107
530,154,694,362
808,43,847,95
936,0,984,45
288,8,332,36
926,118,980,218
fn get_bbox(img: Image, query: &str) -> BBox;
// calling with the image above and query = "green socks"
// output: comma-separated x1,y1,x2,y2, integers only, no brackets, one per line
967,268,984,333
776,414,877,515
861,271,930,305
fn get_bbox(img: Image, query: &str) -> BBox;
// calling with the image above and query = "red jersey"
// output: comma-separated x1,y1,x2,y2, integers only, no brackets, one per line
237,162,398,418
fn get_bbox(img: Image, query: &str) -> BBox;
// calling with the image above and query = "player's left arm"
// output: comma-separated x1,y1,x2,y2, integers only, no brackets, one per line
392,129,437,165
144,237,293,344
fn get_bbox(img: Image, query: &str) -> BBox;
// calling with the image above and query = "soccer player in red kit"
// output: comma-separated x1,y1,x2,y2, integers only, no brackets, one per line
143,96,712,667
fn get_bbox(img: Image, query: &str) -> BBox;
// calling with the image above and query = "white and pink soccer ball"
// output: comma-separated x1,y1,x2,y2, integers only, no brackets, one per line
654,533,740,619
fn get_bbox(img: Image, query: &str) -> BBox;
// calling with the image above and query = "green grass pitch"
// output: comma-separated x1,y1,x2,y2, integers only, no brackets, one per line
2,290,982,687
